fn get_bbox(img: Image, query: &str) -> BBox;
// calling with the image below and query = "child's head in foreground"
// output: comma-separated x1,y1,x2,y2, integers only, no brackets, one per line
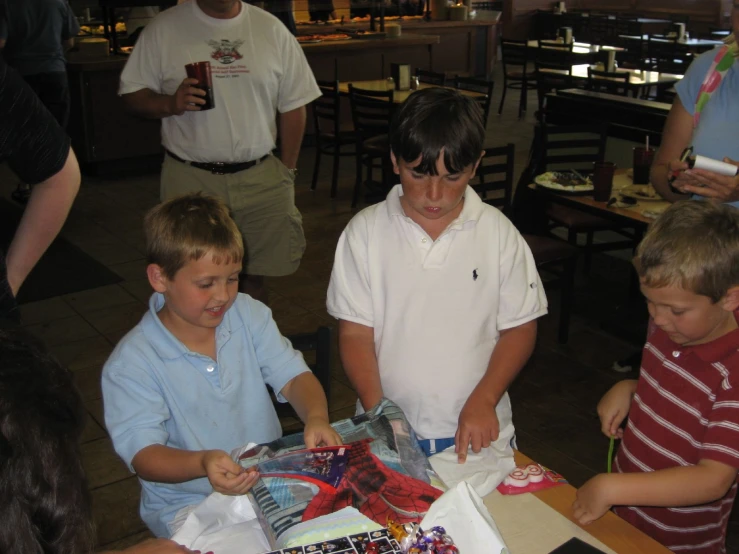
0,327,94,554
389,87,485,225
634,200,739,346
144,193,244,333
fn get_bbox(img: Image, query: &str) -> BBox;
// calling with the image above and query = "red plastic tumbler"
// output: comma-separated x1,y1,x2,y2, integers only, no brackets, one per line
593,161,616,202
184,61,215,111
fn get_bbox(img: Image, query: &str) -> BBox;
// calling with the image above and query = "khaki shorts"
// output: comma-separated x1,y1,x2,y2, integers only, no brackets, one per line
161,154,306,277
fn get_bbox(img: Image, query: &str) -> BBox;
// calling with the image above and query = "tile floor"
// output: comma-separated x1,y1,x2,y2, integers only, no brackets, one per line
5,68,739,551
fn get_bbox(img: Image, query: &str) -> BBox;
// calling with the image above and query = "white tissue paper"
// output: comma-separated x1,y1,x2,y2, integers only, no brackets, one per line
421,481,509,554
171,492,269,554
427,399,516,497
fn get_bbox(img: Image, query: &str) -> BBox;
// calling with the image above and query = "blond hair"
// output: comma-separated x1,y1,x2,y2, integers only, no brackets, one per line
144,193,243,279
634,201,739,302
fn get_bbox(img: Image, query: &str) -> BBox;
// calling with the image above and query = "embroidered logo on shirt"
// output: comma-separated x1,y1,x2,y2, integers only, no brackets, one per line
473,269,479,281
208,39,244,64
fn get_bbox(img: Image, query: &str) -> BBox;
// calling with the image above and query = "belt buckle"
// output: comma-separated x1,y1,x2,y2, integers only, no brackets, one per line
211,162,226,175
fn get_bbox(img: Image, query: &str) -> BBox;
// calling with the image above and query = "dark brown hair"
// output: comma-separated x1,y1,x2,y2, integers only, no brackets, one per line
390,87,485,175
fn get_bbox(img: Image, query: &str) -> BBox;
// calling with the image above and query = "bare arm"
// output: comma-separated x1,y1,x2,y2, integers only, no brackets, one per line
338,319,383,411
5,148,80,295
278,105,307,169
132,443,258,495
63,38,75,52
574,459,738,525
280,371,342,447
650,97,693,203
122,79,205,119
456,320,537,460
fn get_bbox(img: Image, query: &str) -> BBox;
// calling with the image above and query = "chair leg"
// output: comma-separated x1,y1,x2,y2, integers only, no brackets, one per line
518,82,526,119
567,228,577,245
498,80,508,115
330,144,340,199
558,256,576,344
584,231,594,274
311,142,322,191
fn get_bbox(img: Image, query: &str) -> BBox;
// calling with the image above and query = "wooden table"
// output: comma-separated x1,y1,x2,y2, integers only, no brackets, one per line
495,452,671,553
528,39,624,55
618,34,724,53
338,79,486,103
530,170,670,227
540,64,682,98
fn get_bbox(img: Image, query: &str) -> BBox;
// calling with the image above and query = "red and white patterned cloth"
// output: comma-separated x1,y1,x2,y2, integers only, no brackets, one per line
614,313,739,553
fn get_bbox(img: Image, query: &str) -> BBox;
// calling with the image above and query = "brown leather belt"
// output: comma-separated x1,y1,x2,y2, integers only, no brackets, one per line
166,150,269,175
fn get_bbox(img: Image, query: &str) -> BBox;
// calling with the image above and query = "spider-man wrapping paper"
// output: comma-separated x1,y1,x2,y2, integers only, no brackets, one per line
233,399,446,549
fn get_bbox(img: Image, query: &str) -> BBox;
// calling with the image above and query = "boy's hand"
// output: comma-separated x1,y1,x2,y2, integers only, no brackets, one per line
304,418,343,449
573,474,614,525
597,380,636,439
455,394,499,463
202,449,259,495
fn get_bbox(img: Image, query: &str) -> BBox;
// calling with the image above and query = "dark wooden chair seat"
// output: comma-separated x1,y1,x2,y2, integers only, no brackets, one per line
273,327,333,421
546,203,619,230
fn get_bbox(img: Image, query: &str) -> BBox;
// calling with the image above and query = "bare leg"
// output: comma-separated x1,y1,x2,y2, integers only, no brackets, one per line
239,274,269,305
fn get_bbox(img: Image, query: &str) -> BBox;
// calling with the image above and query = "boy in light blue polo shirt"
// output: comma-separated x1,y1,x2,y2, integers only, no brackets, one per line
102,193,341,538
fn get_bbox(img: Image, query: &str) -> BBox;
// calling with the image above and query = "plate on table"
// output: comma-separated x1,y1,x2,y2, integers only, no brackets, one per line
296,35,323,43
620,184,663,202
534,171,594,194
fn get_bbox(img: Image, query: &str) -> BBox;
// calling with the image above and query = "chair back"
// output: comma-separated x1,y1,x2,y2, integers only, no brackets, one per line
348,84,394,142
500,38,530,75
312,79,341,139
536,39,575,67
537,121,609,175
273,327,332,419
646,35,692,73
586,67,630,96
475,143,514,210
415,68,447,86
454,75,494,126
534,60,574,114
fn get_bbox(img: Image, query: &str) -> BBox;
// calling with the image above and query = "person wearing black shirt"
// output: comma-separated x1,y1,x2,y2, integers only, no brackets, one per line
0,58,80,323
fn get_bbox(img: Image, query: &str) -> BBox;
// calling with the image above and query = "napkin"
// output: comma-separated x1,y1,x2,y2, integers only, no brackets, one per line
421,481,509,554
427,410,516,497
171,492,270,554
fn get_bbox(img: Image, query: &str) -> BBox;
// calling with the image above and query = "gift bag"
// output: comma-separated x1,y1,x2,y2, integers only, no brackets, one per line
232,399,446,549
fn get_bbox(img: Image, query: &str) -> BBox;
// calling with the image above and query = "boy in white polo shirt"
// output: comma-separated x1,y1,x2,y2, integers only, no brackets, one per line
327,88,547,462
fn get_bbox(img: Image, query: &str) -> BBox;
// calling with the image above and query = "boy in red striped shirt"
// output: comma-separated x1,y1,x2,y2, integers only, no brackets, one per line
573,201,739,554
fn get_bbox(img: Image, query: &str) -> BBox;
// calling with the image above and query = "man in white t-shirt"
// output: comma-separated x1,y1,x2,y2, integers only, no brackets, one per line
119,0,320,303
327,89,547,462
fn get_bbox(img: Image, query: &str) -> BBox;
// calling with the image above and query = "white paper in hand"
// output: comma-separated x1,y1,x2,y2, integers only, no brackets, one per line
421,481,509,554
427,400,516,497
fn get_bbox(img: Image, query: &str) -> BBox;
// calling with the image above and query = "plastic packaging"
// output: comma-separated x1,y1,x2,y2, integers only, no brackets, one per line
496,463,567,495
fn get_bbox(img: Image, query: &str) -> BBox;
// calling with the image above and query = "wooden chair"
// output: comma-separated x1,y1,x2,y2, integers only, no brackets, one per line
414,68,446,86
534,60,575,117
586,67,630,97
615,34,645,70
453,75,494,128
536,39,575,67
348,84,394,208
498,38,536,118
645,36,692,74
482,143,577,344
273,327,333,420
311,80,355,198
536,121,639,273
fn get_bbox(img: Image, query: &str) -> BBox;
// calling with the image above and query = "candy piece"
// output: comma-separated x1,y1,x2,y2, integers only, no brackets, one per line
365,541,380,554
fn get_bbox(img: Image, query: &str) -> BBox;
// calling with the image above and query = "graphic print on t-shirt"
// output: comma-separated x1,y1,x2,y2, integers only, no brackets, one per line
207,39,244,64
207,38,250,78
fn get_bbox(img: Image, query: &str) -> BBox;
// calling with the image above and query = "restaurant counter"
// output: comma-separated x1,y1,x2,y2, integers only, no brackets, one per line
298,11,501,78
66,52,162,172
